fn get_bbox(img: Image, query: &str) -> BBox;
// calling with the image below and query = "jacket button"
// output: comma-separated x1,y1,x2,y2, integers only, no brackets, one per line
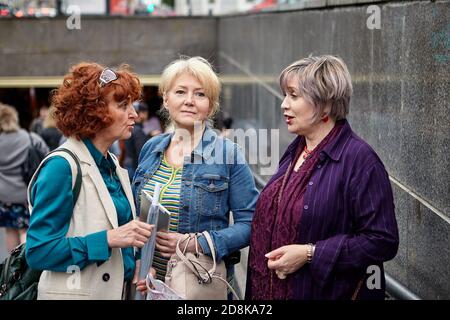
304,205,309,210
102,273,110,282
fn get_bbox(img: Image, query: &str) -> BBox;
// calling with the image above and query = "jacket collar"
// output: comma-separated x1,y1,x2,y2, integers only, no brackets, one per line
321,119,352,162
151,126,218,161
285,119,353,163
63,137,119,166
64,137,96,165
83,138,116,170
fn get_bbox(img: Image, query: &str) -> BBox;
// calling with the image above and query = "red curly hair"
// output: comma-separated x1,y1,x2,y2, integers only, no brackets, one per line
51,62,142,140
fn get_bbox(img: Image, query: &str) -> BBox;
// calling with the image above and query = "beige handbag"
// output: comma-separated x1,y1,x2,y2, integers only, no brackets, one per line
165,231,240,300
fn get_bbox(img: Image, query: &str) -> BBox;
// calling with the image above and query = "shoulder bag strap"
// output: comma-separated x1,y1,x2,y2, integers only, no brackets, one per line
201,231,241,300
28,148,82,207
201,231,217,275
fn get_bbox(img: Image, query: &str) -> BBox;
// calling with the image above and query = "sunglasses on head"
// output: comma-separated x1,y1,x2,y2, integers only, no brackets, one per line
99,68,118,87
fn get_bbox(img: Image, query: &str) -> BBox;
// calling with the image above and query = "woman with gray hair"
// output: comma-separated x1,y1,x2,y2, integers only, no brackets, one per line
246,55,399,300
0,103,48,252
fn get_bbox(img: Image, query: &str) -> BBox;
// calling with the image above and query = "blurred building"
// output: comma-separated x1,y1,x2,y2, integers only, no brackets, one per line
2,0,58,17
62,0,106,14
3,0,283,17
3,0,170,17
175,0,261,16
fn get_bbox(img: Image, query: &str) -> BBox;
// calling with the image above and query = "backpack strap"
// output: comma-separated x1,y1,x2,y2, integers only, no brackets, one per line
57,148,82,204
28,148,82,208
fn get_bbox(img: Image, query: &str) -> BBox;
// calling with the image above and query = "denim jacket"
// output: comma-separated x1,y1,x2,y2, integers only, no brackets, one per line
132,126,259,262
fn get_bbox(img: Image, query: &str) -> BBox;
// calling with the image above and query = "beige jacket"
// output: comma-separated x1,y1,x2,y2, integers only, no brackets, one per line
28,138,136,300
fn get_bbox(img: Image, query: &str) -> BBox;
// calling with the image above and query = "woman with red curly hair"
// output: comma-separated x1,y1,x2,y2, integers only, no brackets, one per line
25,62,153,300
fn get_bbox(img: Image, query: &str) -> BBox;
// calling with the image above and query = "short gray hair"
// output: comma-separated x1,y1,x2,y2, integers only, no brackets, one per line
279,55,353,121
0,103,20,133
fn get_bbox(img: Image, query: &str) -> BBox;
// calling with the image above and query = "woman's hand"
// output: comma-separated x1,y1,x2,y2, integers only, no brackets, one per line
107,219,153,249
265,244,308,279
155,231,202,258
134,261,157,296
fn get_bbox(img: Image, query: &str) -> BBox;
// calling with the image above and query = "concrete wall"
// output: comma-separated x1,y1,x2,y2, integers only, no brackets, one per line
0,16,217,76
219,0,450,299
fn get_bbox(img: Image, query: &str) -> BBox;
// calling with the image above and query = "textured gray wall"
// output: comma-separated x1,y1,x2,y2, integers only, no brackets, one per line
0,17,217,76
218,1,450,299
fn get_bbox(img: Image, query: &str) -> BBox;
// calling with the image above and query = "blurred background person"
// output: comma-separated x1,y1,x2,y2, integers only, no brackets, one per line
40,106,63,151
0,103,48,252
29,105,48,136
220,116,233,138
109,140,122,158
123,101,152,179
142,103,163,137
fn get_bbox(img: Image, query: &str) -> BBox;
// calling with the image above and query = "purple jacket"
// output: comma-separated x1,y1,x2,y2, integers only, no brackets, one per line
249,120,399,299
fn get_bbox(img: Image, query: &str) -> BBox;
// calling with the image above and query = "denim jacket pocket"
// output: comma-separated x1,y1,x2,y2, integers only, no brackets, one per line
193,174,229,216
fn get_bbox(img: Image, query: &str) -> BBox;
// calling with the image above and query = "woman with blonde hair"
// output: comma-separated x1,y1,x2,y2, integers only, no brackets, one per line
0,103,48,252
133,56,259,298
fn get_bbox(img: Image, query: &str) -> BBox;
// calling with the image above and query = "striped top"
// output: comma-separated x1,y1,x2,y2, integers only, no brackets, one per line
142,156,182,280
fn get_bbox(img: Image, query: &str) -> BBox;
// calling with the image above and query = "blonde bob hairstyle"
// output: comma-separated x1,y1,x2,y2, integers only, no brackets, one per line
158,56,221,120
279,55,353,122
0,103,20,133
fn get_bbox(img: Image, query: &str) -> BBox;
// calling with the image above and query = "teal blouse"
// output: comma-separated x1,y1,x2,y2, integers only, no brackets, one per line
26,139,135,281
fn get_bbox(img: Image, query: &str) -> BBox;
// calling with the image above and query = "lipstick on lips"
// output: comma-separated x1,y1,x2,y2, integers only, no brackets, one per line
285,115,294,125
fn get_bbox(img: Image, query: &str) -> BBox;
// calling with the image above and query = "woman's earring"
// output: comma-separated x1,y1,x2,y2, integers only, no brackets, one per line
322,115,329,123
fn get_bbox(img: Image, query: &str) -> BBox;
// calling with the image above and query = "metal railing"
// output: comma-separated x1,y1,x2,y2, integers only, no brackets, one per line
385,274,421,300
